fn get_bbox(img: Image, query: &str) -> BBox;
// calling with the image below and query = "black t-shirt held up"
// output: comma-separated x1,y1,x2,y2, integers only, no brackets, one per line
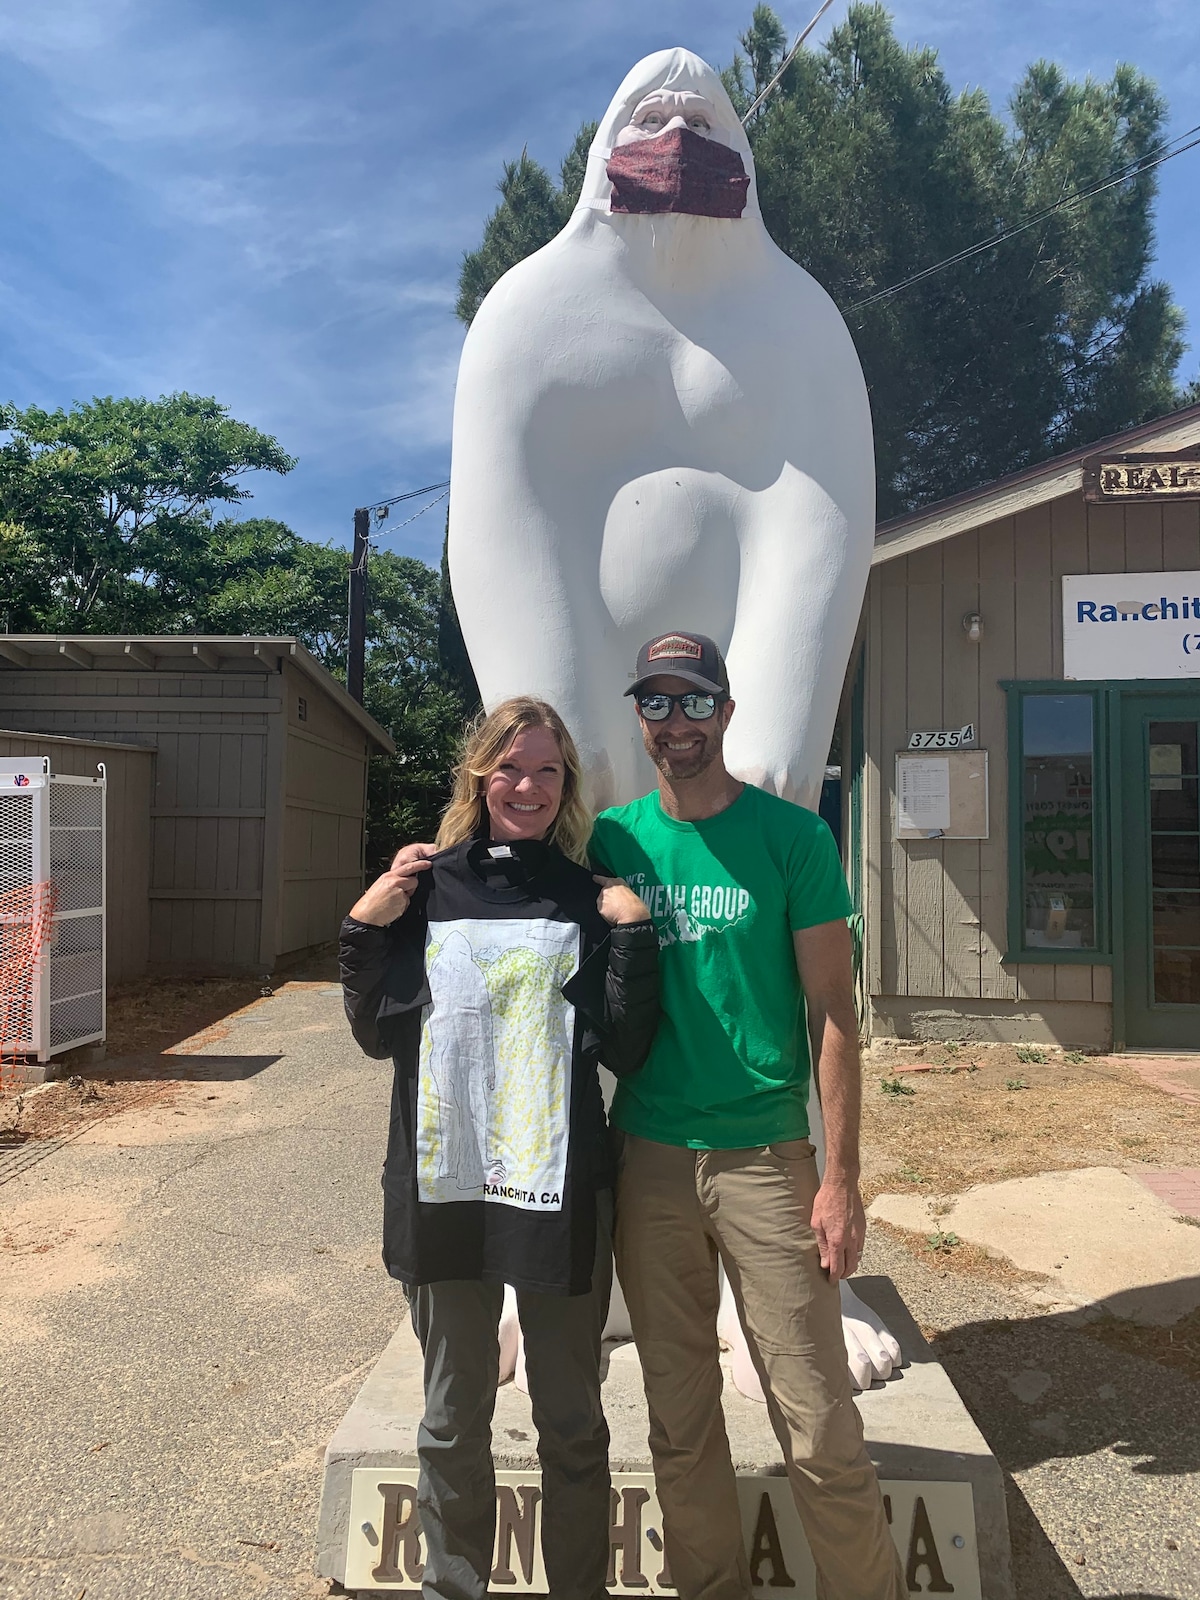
339,837,659,1296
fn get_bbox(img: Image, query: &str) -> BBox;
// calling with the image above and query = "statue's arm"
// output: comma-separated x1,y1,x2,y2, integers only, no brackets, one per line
723,294,874,809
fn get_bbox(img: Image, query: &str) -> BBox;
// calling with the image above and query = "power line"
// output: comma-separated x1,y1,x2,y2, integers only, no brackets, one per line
741,0,837,125
847,121,1200,313
365,479,450,516
373,486,450,535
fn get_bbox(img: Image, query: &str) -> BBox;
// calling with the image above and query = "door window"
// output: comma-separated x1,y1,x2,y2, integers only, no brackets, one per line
1149,719,1200,1004
1020,694,1098,951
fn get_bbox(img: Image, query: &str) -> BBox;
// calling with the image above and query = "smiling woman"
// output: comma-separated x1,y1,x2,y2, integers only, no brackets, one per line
435,697,594,864
339,693,658,1600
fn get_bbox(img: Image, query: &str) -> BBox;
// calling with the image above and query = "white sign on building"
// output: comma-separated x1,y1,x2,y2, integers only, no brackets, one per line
1062,571,1200,679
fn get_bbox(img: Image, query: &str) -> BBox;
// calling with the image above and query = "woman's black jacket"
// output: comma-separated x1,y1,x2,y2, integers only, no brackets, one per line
339,837,659,1295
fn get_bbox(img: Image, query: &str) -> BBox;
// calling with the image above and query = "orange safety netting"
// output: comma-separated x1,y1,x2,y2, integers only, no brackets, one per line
0,881,55,1093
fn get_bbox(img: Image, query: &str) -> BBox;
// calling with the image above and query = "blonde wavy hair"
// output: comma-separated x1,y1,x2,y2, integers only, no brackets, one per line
436,697,592,865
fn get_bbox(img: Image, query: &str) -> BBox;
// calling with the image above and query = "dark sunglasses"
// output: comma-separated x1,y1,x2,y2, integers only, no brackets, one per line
635,691,723,722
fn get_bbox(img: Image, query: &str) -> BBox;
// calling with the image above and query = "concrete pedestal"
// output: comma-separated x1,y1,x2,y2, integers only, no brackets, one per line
316,1276,1011,1598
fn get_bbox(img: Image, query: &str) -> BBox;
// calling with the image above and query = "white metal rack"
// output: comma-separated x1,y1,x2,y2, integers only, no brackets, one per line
0,758,106,1062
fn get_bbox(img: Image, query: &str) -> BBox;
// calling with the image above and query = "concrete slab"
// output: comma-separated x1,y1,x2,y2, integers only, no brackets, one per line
316,1275,1012,1599
870,1166,1200,1324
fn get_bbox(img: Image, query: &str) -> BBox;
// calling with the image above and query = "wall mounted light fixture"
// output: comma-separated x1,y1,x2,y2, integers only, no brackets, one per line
962,612,982,644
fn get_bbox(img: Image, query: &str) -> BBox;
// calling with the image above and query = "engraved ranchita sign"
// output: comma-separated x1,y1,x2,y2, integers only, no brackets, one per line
344,1468,983,1597
1083,449,1200,502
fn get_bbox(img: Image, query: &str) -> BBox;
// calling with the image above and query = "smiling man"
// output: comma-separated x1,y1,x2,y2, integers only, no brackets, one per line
591,631,905,1600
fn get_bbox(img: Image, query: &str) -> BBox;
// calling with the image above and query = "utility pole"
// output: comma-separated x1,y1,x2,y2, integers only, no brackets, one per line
348,506,369,704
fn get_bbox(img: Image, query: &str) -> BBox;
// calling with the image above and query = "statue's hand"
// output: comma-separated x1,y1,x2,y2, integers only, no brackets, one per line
840,1280,902,1391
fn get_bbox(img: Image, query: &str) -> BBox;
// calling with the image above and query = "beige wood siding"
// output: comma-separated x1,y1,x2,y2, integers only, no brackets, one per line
279,660,368,956
863,491,1200,1008
0,730,153,982
0,669,277,972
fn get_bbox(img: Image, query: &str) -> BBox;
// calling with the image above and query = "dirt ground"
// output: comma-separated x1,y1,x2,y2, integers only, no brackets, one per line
0,975,273,1146
0,959,345,1148
859,1036,1199,1203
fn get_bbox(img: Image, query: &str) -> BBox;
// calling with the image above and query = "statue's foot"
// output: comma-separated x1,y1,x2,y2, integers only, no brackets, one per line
840,1280,902,1390
718,1269,902,1398
498,1284,520,1384
603,1273,633,1342
717,1270,766,1402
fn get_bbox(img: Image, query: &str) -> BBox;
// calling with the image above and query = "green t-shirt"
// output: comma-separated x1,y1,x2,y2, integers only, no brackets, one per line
591,784,852,1150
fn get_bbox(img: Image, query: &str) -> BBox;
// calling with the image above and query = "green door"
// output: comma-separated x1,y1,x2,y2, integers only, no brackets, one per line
1120,692,1200,1049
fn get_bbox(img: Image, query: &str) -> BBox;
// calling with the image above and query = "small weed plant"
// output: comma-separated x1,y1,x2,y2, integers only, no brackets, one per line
926,1231,960,1254
1063,1050,1086,1064
880,1076,916,1097
1005,1077,1029,1091
1015,1045,1047,1064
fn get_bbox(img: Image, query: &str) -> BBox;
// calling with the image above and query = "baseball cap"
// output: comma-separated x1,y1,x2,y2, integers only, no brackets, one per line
625,631,730,698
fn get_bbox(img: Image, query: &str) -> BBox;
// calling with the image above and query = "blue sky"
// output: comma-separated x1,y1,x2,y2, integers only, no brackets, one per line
1,0,1197,569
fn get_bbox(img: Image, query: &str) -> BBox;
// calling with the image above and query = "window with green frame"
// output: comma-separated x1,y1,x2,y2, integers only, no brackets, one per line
1005,685,1108,961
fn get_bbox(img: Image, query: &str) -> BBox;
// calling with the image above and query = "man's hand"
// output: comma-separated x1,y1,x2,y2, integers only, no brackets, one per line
810,1174,866,1282
348,843,437,926
793,920,866,1283
593,874,652,927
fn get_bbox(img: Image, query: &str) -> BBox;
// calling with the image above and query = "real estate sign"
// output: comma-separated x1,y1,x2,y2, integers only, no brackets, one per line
1062,571,1200,679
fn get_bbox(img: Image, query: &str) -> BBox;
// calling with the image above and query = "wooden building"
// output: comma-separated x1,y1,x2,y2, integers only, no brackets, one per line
0,637,394,975
849,402,1200,1052
0,729,154,982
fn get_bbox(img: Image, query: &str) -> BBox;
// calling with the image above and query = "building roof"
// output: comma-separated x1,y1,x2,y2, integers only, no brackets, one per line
0,635,396,754
873,400,1200,566
0,727,153,754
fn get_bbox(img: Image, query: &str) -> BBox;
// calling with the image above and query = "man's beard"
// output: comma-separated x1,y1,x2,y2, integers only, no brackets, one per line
607,126,749,219
645,727,722,781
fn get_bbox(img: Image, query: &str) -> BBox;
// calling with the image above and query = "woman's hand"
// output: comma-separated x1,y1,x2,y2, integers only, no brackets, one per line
348,843,437,926
594,874,652,927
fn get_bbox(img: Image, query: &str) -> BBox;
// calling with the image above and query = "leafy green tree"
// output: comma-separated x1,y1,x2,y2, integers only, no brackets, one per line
363,549,470,863
0,392,469,850
190,529,468,855
746,6,1183,509
456,5,1189,514
0,393,294,629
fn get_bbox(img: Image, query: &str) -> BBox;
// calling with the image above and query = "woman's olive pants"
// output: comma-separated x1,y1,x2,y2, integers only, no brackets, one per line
408,1191,614,1600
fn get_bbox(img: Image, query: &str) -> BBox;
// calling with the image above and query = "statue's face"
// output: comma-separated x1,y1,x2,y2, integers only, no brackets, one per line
614,91,735,150
607,90,749,219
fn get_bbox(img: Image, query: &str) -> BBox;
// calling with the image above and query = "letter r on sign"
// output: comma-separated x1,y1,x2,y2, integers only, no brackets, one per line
372,1482,425,1584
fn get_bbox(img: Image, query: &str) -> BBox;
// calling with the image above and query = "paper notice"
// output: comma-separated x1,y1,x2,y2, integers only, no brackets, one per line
897,757,951,833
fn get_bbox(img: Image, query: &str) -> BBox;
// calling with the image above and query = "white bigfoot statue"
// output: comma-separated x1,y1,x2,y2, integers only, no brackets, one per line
449,47,899,1392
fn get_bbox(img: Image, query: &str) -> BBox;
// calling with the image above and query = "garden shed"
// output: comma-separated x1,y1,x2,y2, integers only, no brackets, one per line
0,636,394,975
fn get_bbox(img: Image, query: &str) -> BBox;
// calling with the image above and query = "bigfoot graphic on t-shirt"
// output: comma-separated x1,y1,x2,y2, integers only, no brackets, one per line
416,918,578,1211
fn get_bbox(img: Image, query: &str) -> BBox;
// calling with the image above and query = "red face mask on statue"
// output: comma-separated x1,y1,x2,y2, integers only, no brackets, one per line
607,126,750,219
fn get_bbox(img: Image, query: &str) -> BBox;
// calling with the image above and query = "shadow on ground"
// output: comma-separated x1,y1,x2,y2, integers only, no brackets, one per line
930,1279,1199,1599
932,1278,1200,1478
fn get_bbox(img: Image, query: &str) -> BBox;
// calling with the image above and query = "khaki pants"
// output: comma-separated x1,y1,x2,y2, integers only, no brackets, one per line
615,1134,906,1600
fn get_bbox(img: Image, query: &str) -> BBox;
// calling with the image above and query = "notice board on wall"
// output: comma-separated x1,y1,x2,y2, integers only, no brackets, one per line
895,750,989,839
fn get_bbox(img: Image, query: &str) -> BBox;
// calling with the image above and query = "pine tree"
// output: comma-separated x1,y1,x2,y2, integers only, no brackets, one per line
455,6,1190,515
